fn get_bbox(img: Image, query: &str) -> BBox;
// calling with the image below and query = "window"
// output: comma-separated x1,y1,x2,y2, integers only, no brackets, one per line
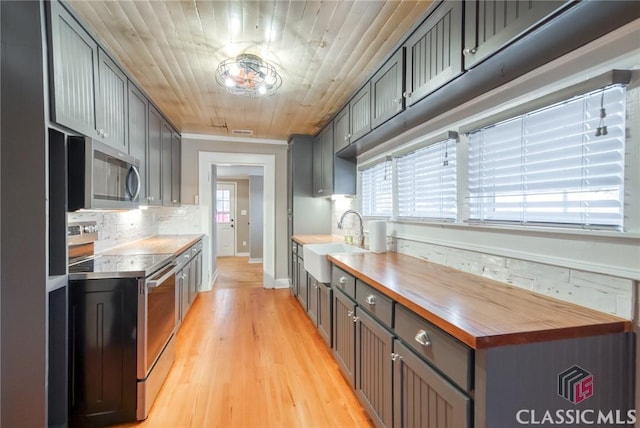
396,138,457,220
360,160,392,217
216,189,231,223
468,85,626,229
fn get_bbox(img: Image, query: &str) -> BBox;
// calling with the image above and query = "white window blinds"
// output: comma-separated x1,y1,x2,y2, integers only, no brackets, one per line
468,85,626,229
360,160,392,217
396,138,457,220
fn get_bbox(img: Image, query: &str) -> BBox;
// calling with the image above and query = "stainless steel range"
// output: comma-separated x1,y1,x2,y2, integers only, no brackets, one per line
67,222,178,425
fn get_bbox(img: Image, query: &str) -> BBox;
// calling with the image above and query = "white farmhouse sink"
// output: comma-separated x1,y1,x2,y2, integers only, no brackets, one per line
303,243,368,283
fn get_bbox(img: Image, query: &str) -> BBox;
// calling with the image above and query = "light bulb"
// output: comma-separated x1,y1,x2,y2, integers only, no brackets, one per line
258,85,267,95
225,77,235,87
265,74,276,86
229,63,240,76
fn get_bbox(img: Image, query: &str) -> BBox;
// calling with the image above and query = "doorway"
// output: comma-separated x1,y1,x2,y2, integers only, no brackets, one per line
215,182,236,257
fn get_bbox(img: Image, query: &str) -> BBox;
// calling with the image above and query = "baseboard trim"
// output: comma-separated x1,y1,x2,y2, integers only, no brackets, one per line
249,258,263,264
236,252,250,257
273,278,290,289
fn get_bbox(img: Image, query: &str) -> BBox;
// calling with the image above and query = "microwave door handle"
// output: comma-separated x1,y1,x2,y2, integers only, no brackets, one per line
146,263,179,288
128,165,141,201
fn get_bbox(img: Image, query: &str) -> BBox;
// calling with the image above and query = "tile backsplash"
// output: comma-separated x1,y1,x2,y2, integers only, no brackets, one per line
69,205,202,253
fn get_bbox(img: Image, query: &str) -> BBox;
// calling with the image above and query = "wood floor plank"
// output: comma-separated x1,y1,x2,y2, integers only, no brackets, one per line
119,258,373,427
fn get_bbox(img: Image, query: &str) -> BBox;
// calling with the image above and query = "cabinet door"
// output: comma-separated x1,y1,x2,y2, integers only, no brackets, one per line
334,106,351,153
127,83,147,202
333,288,356,387
349,82,372,142
463,0,565,69
313,128,331,197
307,276,319,326
171,131,181,205
393,340,470,428
68,280,137,426
161,121,173,206
404,1,463,106
48,1,99,138
181,265,190,319
97,49,128,151
290,244,298,296
188,258,196,305
175,270,184,328
297,257,308,310
355,308,393,428
147,106,163,206
195,252,202,291
317,282,332,347
320,125,334,195
372,48,405,129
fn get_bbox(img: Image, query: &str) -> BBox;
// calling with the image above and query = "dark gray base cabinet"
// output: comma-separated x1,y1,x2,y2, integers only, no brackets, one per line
68,278,138,427
307,276,319,326
355,308,393,428
297,262,308,311
393,339,471,428
317,282,332,347
332,288,356,387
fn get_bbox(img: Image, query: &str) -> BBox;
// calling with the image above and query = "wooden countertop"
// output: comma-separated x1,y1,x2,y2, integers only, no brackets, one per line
292,235,344,245
328,252,631,349
101,234,204,256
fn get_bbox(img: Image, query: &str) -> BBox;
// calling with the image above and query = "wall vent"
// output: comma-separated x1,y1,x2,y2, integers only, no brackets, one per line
231,129,253,136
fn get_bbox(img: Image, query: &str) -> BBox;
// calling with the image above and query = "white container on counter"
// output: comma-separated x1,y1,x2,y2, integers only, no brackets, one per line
368,220,387,253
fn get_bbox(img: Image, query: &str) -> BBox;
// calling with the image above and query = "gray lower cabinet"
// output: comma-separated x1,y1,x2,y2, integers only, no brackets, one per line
393,339,471,428
404,1,463,106
355,307,393,428
307,275,319,326
290,242,298,296
296,256,307,310
317,282,332,347
463,0,566,69
127,83,148,202
147,106,163,206
97,48,128,152
332,288,356,387
371,48,405,129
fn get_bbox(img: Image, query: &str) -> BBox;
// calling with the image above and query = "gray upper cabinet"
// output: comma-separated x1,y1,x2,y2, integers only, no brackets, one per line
97,49,128,151
147,106,163,206
371,48,405,129
463,0,566,69
127,83,148,203
349,82,372,142
333,106,350,154
313,124,357,197
161,121,173,206
312,131,325,196
404,1,463,107
49,1,99,138
171,131,181,205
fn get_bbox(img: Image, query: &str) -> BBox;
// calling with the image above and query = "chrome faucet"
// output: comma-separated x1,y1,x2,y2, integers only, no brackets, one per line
338,210,365,248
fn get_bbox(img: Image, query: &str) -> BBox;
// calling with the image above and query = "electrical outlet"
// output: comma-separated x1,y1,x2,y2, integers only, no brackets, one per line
242,241,247,246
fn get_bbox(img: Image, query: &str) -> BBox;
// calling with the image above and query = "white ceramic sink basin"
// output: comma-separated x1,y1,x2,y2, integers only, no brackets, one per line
303,243,368,283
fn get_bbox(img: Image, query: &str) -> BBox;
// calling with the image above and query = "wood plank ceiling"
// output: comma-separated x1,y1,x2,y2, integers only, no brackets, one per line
66,0,434,140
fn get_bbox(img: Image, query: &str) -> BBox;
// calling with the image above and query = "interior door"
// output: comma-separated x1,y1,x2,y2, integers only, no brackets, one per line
216,183,236,257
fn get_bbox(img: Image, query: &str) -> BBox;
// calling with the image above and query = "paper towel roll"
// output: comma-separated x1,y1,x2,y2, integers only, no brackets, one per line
368,220,387,253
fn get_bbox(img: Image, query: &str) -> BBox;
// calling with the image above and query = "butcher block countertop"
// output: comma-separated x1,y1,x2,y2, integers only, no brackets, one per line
101,234,204,256
292,235,344,245
328,252,631,350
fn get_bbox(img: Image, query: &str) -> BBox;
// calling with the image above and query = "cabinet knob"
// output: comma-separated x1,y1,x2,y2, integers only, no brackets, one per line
147,196,155,201
318,188,324,194
339,276,347,284
103,132,109,138
403,91,412,98
395,98,403,104
391,352,403,362
347,310,354,317
366,295,376,305
414,330,432,347
344,135,349,141
463,47,477,56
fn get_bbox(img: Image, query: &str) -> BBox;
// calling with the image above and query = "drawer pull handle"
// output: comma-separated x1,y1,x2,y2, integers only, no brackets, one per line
391,352,403,362
347,311,354,318
366,295,376,305
415,330,432,347
339,276,348,284
352,316,359,323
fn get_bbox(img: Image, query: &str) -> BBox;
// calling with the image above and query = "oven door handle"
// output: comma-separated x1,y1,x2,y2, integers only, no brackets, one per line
146,263,179,288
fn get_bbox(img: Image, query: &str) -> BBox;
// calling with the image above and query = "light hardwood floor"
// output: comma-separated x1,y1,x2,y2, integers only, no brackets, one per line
214,256,264,289
121,257,373,427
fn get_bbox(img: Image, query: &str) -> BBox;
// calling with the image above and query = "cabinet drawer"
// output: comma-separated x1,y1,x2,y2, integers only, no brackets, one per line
191,241,202,256
394,304,472,392
331,266,355,299
355,280,393,329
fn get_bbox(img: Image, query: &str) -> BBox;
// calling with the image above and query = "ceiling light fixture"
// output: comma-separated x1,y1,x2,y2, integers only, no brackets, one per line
215,53,282,97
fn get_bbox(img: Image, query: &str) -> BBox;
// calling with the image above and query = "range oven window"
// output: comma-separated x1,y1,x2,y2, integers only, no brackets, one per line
146,266,176,371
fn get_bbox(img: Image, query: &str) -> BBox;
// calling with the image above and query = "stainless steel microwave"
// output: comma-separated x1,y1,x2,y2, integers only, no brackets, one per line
68,136,141,210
